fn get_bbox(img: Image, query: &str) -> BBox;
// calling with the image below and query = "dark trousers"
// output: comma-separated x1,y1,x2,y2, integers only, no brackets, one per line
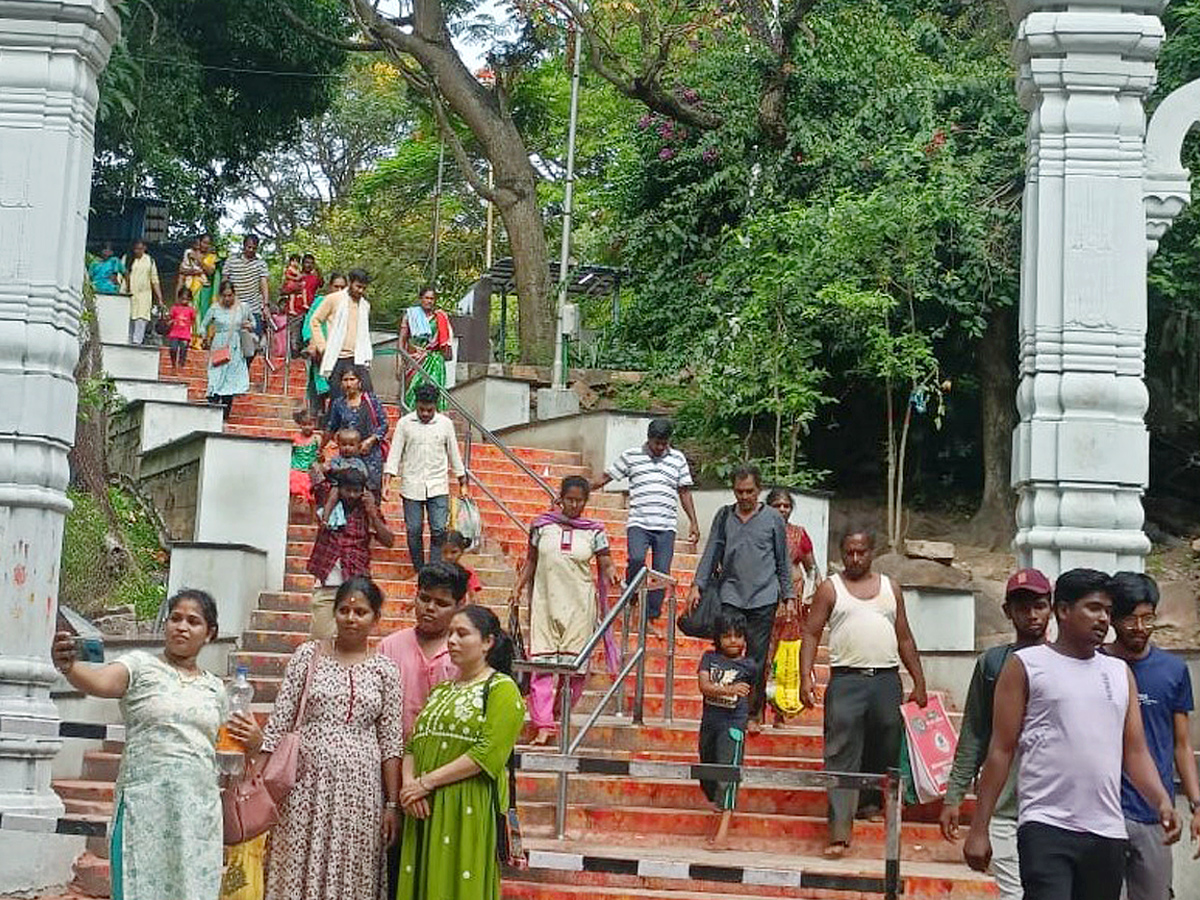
722,602,776,719
403,495,449,572
385,825,403,899
327,356,373,403
168,338,188,367
1018,821,1127,900
698,718,746,811
627,526,675,619
822,667,903,844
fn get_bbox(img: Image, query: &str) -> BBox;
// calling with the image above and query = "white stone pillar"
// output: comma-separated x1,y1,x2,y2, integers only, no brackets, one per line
1008,1,1165,578
0,0,118,891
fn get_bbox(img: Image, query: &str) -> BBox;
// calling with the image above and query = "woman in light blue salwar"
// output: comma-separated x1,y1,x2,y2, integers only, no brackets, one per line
201,278,253,418
50,590,262,900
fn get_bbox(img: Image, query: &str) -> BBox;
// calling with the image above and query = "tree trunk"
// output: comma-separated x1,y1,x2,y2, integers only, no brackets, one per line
969,307,1017,548
493,171,553,363
758,65,789,148
351,0,557,362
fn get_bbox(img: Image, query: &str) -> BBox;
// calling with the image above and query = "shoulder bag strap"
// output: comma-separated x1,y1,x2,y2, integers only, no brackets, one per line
707,504,732,584
291,640,322,732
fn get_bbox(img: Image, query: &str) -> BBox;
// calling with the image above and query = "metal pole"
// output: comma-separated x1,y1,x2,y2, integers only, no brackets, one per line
663,580,676,723
551,24,583,390
884,766,902,900
633,584,649,725
485,164,495,270
431,139,446,287
498,290,507,363
555,675,572,839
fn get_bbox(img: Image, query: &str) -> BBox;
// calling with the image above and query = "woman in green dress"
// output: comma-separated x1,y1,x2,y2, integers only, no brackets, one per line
397,605,526,900
51,591,262,900
399,286,454,410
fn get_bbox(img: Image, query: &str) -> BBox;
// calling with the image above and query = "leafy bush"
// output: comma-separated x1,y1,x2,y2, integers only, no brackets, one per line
60,486,168,621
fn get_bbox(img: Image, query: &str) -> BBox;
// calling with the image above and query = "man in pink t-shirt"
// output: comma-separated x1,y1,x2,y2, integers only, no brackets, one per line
379,560,467,736
379,560,467,895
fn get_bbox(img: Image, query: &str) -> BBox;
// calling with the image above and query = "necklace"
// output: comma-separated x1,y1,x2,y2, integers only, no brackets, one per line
161,654,201,681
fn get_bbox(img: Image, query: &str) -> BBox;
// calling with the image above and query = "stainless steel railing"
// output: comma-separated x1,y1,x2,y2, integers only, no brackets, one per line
513,566,676,839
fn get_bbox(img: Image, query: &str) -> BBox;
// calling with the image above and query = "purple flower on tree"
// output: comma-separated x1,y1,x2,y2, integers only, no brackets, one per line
701,147,718,164
658,147,676,161
636,114,653,129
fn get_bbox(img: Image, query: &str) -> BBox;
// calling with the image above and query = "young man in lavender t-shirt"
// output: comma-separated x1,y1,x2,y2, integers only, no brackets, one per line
964,568,1181,900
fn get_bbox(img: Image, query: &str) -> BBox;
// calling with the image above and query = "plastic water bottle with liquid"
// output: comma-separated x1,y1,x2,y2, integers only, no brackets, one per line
216,666,254,776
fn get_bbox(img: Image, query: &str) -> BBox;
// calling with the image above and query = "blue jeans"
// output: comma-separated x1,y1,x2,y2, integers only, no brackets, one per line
403,494,449,572
626,526,676,619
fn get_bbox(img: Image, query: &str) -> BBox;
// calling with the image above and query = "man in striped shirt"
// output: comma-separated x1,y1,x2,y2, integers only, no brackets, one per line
223,234,270,336
592,418,700,622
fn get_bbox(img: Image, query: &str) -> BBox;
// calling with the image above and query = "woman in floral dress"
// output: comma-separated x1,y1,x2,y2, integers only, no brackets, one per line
50,590,261,900
263,577,403,900
398,605,526,900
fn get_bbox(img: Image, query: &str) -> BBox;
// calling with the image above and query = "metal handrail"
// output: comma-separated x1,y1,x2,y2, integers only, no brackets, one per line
464,469,529,535
392,342,555,498
513,565,676,838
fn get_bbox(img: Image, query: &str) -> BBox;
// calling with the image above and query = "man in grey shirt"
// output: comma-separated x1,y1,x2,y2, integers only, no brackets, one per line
688,463,794,732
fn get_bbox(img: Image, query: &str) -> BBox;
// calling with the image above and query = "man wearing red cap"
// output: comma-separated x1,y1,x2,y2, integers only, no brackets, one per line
940,568,1052,899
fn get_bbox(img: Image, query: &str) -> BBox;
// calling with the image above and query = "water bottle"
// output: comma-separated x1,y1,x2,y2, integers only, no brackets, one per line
216,666,254,776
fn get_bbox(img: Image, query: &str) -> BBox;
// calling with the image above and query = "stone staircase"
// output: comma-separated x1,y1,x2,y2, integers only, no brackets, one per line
52,351,996,899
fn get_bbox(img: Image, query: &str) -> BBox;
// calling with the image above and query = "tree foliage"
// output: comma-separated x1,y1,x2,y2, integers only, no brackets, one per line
94,0,348,233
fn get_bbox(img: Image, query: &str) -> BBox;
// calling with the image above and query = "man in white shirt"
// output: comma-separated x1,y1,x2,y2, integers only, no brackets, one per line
309,267,374,401
383,381,466,571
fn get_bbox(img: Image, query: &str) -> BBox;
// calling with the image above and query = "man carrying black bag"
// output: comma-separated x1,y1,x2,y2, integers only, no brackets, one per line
685,464,794,735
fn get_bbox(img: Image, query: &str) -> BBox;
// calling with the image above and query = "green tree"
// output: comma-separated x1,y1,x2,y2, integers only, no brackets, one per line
94,0,348,233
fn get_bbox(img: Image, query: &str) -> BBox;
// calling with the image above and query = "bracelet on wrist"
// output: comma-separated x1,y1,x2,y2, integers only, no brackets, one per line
419,775,432,792
385,801,398,810
1189,798,1200,815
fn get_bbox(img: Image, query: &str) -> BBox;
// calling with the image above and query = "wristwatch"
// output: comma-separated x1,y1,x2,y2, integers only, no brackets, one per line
1189,798,1200,815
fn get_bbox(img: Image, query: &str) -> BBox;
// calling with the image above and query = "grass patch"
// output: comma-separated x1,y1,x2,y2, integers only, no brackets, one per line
60,486,167,620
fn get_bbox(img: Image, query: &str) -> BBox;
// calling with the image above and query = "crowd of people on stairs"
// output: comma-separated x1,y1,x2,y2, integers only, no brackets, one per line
87,234,457,430
69,235,1200,898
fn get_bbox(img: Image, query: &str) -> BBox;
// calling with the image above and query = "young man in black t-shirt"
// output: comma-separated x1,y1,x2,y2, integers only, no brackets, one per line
697,609,759,848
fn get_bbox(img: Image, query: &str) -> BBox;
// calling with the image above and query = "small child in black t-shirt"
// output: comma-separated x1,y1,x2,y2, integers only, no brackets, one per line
697,609,758,849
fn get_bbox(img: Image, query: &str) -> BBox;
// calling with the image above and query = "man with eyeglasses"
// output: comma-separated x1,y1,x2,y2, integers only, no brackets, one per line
1104,571,1200,900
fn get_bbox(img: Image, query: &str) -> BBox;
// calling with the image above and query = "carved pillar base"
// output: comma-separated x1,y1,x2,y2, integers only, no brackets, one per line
0,0,118,891
1007,2,1164,577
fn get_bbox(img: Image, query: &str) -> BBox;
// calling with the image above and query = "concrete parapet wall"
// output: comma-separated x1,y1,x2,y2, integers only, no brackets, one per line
452,376,530,432
100,342,159,381
168,543,268,640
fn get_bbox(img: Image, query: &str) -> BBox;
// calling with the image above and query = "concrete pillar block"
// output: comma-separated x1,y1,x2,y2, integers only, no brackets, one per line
535,387,580,421
1006,0,1166,576
168,543,269,640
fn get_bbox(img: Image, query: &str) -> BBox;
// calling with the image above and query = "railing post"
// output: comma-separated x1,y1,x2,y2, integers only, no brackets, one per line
555,675,572,840
633,583,649,725
884,766,902,900
663,581,676,724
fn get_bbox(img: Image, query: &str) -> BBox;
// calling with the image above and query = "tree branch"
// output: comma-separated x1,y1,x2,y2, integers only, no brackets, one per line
428,90,504,206
558,0,722,131
275,0,385,51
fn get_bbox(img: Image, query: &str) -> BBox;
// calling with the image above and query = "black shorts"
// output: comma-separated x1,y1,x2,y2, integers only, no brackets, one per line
1018,821,1128,900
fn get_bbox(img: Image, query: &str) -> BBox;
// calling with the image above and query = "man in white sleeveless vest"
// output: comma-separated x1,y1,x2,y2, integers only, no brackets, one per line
800,528,928,859
964,569,1181,900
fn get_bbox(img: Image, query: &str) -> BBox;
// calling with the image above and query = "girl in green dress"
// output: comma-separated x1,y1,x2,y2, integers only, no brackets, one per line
51,591,262,900
397,605,526,900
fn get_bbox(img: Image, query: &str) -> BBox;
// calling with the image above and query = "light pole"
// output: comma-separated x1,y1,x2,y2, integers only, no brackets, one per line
551,22,583,389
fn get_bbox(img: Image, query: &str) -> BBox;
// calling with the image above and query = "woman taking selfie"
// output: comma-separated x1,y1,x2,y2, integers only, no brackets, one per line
51,590,260,900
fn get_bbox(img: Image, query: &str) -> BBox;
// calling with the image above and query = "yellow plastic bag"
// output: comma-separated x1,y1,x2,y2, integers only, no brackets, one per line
768,634,805,718
220,833,266,900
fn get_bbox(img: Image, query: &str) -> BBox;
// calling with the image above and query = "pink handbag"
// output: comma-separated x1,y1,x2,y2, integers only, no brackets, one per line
222,643,320,845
